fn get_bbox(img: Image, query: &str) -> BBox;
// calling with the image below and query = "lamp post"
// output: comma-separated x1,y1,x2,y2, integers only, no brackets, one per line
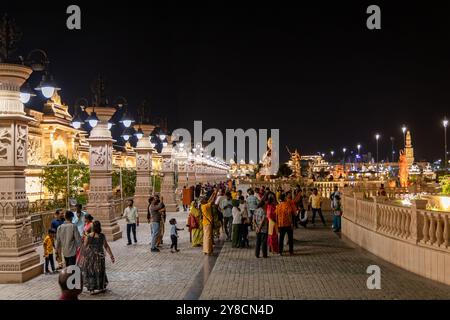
444,118,448,170
0,17,49,282
342,147,347,177
390,136,395,163
375,133,380,173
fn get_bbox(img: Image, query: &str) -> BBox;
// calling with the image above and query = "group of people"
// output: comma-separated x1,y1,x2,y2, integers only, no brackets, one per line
186,182,344,258
45,204,115,297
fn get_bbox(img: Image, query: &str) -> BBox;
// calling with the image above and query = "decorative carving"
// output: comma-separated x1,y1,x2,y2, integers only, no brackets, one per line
92,146,106,166
137,154,149,170
15,125,27,162
0,127,12,161
27,136,42,165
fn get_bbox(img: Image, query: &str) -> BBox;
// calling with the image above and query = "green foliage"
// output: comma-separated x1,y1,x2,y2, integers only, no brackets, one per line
277,163,293,177
42,155,89,200
112,168,136,197
439,175,450,195
152,175,161,193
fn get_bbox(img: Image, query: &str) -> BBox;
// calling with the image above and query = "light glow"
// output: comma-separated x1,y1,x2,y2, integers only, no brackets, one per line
41,86,55,98
20,92,31,104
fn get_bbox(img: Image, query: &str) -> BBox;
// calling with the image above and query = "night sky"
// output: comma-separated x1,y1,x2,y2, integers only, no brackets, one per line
3,1,450,163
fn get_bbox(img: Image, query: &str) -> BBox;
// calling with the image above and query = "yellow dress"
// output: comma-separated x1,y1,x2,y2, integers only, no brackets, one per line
201,202,213,254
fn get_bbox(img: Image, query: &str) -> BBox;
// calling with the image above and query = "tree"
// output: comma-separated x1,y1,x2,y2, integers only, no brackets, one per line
439,175,450,195
42,155,90,200
112,168,136,197
277,163,293,178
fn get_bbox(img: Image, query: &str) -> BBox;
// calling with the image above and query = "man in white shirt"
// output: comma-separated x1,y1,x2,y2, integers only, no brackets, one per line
123,199,139,245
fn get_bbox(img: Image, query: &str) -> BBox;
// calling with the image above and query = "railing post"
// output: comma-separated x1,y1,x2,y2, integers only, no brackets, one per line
353,192,364,224
410,199,427,244
373,196,386,231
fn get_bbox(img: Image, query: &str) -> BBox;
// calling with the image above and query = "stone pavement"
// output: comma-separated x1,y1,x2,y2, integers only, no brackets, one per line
200,213,450,300
0,211,204,300
0,211,449,300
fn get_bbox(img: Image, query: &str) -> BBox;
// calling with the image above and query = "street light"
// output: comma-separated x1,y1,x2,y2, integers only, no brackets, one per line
444,118,448,169
375,134,380,171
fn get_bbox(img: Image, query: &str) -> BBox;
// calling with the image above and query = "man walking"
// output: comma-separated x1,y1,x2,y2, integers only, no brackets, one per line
149,197,165,252
309,188,326,226
72,204,86,236
220,192,233,241
123,199,139,245
56,211,81,267
275,194,295,255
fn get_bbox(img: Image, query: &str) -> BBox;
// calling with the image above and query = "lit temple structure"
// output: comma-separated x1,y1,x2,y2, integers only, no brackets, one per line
404,130,415,167
23,91,161,202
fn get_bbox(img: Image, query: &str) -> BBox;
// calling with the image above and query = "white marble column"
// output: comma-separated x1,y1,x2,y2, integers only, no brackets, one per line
0,63,42,283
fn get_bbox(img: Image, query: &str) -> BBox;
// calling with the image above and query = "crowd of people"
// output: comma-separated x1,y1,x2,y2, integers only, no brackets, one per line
45,203,115,298
186,181,344,258
47,181,343,299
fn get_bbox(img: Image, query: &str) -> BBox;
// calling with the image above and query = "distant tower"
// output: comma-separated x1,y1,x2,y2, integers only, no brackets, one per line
405,130,414,166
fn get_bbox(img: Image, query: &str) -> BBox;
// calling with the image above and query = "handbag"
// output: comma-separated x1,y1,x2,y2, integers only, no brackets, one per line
190,215,199,229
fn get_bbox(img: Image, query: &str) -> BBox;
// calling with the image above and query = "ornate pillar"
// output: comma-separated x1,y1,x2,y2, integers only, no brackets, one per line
134,124,154,218
85,106,121,241
160,142,178,212
0,63,42,283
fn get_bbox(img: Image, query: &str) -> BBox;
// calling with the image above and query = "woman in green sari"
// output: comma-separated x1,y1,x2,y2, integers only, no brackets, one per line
188,201,203,247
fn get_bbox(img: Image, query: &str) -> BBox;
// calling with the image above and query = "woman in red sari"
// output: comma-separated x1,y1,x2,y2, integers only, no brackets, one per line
266,193,279,254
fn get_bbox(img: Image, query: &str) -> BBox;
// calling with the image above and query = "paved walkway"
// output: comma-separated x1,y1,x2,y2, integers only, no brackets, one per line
0,212,449,299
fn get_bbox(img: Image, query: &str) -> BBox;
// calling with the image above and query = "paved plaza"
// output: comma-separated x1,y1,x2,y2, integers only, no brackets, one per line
0,212,449,300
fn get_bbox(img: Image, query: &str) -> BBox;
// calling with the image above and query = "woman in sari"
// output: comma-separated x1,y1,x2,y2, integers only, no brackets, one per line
76,214,94,263
79,221,115,295
201,189,217,255
188,201,203,247
266,193,279,254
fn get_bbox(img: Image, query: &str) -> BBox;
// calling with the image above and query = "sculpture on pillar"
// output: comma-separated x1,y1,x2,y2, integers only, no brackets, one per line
259,137,274,180
399,149,409,188
286,146,301,179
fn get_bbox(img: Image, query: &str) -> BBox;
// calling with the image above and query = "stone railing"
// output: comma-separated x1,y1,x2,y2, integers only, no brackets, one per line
342,192,450,285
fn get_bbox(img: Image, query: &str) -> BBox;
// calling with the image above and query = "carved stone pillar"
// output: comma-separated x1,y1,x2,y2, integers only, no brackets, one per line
134,124,154,219
85,106,121,241
0,63,42,283
160,143,178,212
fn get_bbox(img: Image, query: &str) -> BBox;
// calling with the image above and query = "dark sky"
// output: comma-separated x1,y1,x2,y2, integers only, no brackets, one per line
3,1,450,163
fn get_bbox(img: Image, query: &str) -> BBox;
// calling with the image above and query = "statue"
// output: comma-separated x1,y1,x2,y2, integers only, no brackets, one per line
286,146,301,179
260,137,273,180
399,149,409,188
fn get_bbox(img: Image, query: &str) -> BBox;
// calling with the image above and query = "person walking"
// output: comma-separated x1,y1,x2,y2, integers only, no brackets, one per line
72,204,86,236
56,211,81,267
187,201,203,247
220,192,233,241
276,193,295,255
169,218,184,253
123,199,139,245
43,228,56,274
266,193,279,254
79,221,115,295
201,189,218,255
309,188,326,226
149,198,165,252
51,209,65,269
231,201,242,248
246,189,259,230
254,201,268,258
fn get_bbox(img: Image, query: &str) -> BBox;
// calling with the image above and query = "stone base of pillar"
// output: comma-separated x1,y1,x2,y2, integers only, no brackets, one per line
85,203,122,241
0,251,42,283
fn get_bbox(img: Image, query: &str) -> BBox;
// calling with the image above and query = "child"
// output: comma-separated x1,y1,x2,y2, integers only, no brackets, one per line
169,218,184,253
332,195,343,232
43,228,56,274
240,217,250,248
